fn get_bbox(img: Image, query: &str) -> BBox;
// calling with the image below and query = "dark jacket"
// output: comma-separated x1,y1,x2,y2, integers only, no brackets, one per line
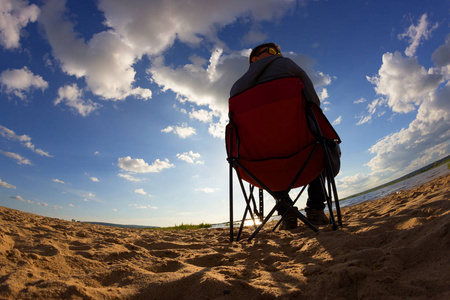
229,55,321,106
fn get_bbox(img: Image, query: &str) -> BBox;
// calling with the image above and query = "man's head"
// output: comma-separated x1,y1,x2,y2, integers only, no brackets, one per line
249,43,282,64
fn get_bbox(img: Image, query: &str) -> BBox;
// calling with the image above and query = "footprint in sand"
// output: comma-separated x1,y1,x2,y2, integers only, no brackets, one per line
146,259,184,273
23,243,59,257
149,249,180,259
186,253,227,268
69,241,92,251
134,240,207,251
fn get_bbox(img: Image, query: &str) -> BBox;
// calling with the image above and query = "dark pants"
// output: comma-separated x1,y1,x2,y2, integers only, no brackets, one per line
274,142,341,215
306,176,327,210
274,175,326,215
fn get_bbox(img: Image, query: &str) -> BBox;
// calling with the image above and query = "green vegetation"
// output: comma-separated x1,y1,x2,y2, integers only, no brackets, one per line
150,223,212,230
435,157,450,168
433,156,449,169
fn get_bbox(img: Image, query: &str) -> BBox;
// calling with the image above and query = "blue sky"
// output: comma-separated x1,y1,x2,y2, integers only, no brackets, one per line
0,0,449,227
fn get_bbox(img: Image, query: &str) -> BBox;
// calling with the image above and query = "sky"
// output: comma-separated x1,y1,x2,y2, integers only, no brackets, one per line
0,0,449,227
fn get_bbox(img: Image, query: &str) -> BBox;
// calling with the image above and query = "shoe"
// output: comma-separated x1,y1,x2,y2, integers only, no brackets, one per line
279,215,297,230
305,208,329,225
280,217,297,230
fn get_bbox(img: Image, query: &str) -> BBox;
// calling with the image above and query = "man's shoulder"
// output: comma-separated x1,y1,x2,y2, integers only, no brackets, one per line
271,56,301,68
230,56,301,97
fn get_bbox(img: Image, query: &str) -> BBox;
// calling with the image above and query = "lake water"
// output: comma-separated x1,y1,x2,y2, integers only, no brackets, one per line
338,163,450,209
213,164,450,228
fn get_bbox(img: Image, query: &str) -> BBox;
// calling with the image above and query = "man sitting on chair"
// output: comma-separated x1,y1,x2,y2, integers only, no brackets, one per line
230,42,341,230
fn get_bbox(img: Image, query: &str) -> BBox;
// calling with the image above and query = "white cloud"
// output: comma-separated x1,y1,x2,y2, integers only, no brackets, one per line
134,188,151,197
356,115,372,126
359,34,450,180
23,141,52,157
97,0,295,56
356,98,387,125
155,50,332,116
118,156,174,173
0,125,29,142
208,117,228,139
241,28,267,45
366,81,450,174
161,123,197,139
9,195,48,207
398,13,439,57
354,97,366,104
0,124,52,157
0,0,39,49
0,150,31,165
54,84,102,117
90,177,99,182
118,173,143,182
407,142,450,171
39,0,152,101
189,109,214,123
134,188,145,195
367,34,450,175
10,195,27,202
336,173,374,197
81,192,102,203
34,0,303,119
367,51,443,113
0,178,16,189
176,151,204,164
150,50,232,117
195,187,219,193
129,204,157,210
332,116,342,125
52,178,65,184
0,67,48,100
432,34,450,79
150,49,332,139
319,88,328,100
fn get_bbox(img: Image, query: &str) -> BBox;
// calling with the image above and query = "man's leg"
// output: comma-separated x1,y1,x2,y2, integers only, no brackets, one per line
306,143,341,225
306,176,326,210
305,176,329,225
272,191,297,230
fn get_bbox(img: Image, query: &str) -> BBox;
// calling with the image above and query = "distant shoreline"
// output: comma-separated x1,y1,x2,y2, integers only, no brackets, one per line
81,155,450,230
340,154,450,201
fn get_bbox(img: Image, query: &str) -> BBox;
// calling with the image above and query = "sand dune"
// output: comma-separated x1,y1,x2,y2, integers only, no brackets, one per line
1,174,449,299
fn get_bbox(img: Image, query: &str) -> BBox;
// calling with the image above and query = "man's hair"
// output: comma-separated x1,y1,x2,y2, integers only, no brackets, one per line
249,42,281,64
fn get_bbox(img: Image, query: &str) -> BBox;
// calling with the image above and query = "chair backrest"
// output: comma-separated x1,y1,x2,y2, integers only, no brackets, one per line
226,77,340,191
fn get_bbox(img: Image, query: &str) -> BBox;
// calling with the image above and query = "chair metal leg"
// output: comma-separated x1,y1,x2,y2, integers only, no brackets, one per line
229,160,234,242
259,189,264,222
330,175,342,227
272,185,307,231
235,175,261,241
321,174,338,230
320,143,342,229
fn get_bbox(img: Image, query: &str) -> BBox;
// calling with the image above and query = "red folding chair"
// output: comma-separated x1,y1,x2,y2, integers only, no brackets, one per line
226,77,342,242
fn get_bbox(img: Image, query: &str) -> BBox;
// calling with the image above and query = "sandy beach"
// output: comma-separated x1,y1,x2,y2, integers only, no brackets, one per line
1,174,449,299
